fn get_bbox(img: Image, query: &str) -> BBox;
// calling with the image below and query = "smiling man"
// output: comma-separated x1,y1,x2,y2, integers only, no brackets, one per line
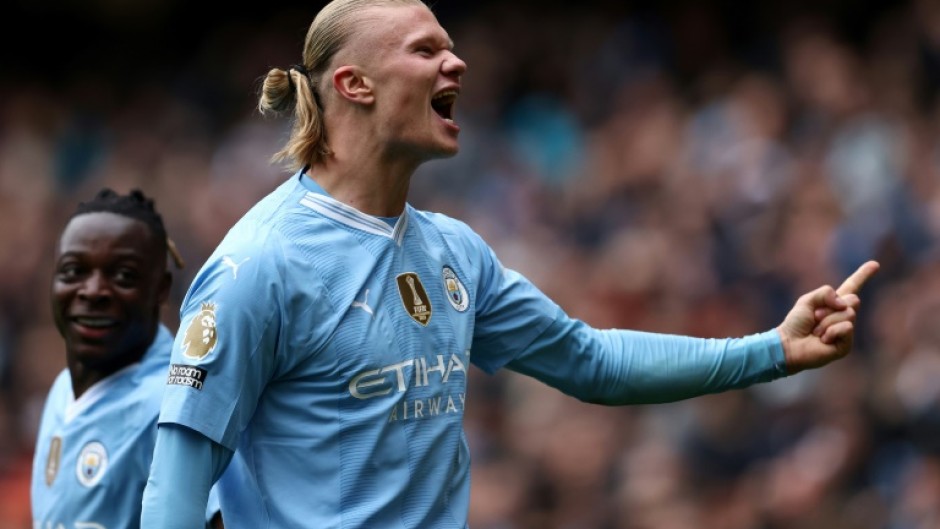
141,1,877,528
31,189,222,529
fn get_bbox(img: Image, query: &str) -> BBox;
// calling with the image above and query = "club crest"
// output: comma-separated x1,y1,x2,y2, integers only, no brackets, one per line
45,436,62,486
76,441,108,487
182,302,218,360
442,266,469,312
396,272,432,326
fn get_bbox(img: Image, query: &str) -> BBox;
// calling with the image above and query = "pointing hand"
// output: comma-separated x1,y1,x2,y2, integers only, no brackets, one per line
776,260,880,374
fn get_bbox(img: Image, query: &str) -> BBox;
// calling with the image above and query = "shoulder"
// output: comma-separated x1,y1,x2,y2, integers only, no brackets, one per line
123,359,170,423
410,208,500,277
50,368,71,392
411,208,489,250
217,179,308,257
207,177,349,276
40,369,72,416
186,212,297,307
140,325,173,368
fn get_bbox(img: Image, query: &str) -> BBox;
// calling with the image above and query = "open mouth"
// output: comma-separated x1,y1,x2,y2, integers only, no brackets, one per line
431,90,458,122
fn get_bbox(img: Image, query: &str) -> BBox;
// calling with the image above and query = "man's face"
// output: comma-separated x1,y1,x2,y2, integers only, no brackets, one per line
51,212,169,371
353,4,467,162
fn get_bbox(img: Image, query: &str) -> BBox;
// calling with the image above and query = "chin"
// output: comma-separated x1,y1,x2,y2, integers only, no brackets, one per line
397,137,460,164
436,146,460,158
70,344,113,365
428,140,460,159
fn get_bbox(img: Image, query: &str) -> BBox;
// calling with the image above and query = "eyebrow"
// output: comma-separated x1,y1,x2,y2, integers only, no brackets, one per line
408,33,454,50
56,250,146,262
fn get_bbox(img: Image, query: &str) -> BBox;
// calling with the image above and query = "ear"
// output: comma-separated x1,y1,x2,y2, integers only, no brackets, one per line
332,65,375,105
157,270,172,305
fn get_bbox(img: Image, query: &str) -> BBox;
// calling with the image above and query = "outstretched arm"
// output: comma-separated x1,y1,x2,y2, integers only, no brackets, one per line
498,261,879,405
777,260,880,374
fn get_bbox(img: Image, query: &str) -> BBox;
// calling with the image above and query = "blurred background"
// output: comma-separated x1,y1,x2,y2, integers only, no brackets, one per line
2,0,940,527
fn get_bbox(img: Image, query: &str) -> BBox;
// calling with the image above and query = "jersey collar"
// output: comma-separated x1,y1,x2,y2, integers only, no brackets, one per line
63,325,171,423
299,192,409,245
65,362,140,423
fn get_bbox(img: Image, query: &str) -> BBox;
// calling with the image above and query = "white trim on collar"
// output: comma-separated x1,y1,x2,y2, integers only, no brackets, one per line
299,192,409,245
64,362,141,424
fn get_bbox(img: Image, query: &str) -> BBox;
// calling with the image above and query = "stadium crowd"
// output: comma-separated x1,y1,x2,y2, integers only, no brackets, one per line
2,0,940,527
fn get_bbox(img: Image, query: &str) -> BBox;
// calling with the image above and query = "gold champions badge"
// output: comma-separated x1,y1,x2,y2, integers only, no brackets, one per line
396,272,432,326
45,436,62,486
182,302,218,359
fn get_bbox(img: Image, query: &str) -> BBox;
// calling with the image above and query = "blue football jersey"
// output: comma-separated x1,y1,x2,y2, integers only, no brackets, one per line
31,326,173,529
159,172,786,529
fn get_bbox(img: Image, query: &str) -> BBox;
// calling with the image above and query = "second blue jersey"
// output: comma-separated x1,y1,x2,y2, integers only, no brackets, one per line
32,327,173,529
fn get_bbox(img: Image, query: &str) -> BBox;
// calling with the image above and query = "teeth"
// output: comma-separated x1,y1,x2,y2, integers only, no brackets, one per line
432,90,458,121
432,90,458,102
75,317,116,328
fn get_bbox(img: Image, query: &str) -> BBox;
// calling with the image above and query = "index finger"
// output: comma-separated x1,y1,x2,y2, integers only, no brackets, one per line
837,260,880,296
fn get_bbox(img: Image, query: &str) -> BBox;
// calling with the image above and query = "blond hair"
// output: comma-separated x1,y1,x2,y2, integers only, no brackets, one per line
258,0,425,171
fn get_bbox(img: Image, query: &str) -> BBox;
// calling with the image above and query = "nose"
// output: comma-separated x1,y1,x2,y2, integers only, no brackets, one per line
442,51,467,78
77,271,112,304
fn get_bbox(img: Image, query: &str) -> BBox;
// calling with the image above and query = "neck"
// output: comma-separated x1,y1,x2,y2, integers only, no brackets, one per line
68,354,141,399
67,324,156,399
311,121,423,217
309,159,413,217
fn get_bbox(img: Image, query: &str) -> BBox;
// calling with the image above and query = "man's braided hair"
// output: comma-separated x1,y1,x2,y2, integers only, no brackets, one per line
72,188,184,269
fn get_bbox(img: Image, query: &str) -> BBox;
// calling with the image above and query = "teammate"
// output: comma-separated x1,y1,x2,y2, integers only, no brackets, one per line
32,189,222,529
140,1,879,527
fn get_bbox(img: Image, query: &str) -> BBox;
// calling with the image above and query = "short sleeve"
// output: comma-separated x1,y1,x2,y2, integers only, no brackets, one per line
158,236,283,450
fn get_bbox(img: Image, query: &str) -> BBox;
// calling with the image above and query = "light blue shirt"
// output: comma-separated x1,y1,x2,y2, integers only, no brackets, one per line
32,326,174,529
153,172,786,529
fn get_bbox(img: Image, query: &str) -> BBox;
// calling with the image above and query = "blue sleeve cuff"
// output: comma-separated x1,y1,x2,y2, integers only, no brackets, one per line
748,328,788,379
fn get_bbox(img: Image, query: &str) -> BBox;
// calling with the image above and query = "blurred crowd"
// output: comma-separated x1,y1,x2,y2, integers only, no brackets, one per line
2,0,940,527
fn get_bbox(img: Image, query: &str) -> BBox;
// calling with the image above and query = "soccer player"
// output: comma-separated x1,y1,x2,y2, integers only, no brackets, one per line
32,189,223,529
140,1,879,527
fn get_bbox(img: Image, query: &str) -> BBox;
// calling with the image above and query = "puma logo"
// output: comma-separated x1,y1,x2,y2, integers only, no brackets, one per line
222,256,251,280
352,289,374,316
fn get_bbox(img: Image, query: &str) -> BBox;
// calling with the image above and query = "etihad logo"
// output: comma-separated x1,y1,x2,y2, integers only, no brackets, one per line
182,302,218,360
348,353,467,400
388,393,465,423
396,272,431,326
